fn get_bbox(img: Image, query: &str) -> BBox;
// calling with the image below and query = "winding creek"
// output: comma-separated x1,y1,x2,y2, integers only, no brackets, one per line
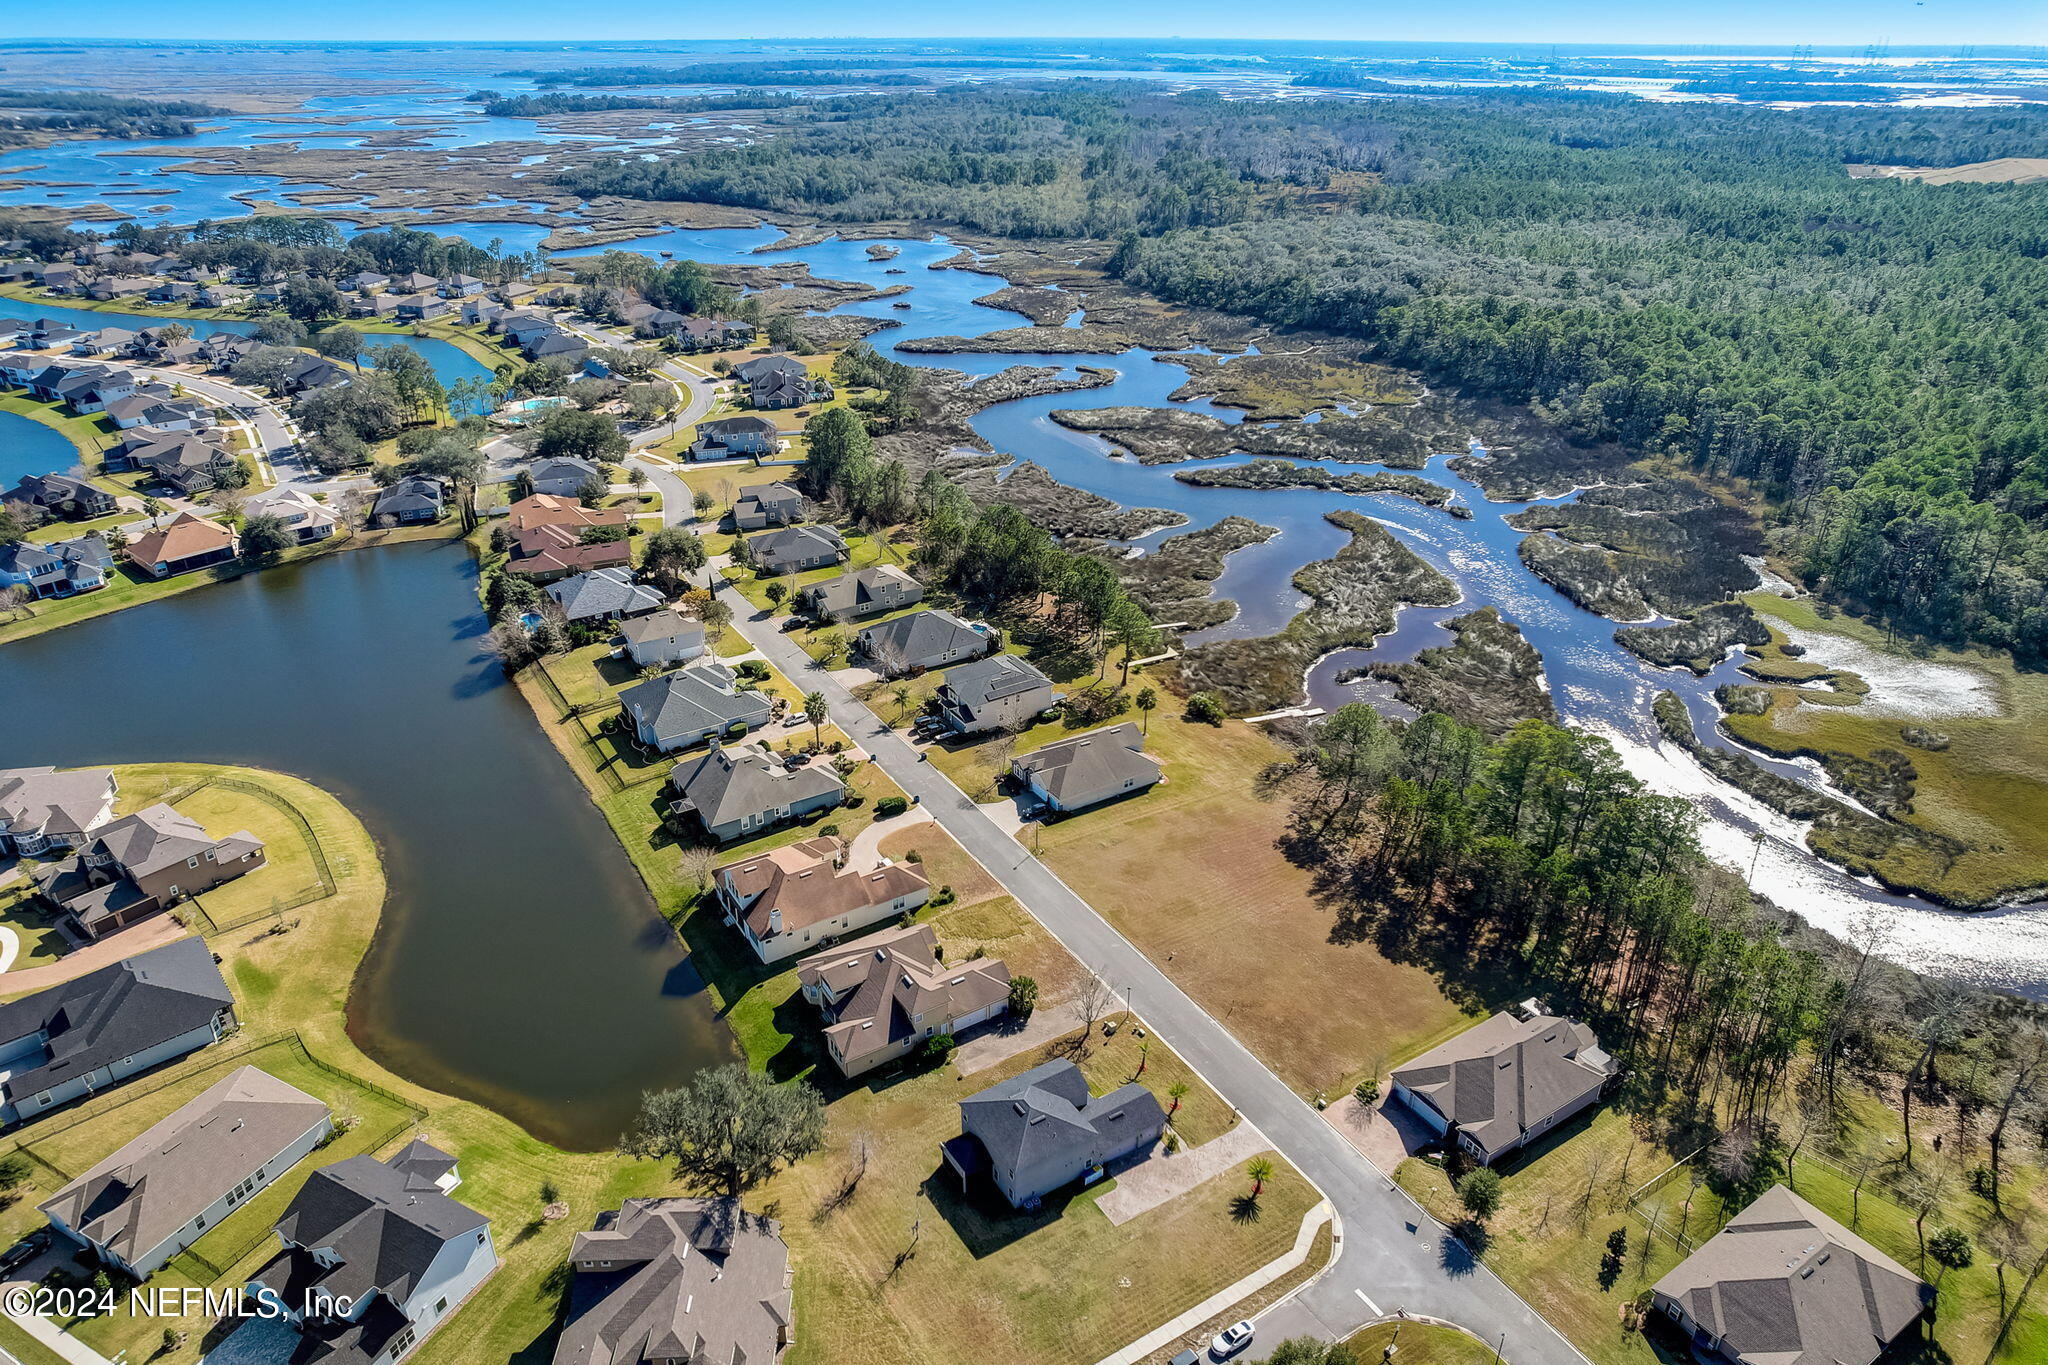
6,88,2048,1149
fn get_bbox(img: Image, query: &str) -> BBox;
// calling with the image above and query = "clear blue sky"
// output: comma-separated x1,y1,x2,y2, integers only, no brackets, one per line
11,1,2044,47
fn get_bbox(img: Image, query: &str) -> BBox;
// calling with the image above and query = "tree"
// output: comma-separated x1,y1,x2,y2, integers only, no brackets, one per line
314,324,364,366
1135,685,1158,734
141,495,166,527
239,513,294,562
679,844,718,893
1071,974,1114,1038
1459,1167,1504,1222
1928,1226,1974,1287
1007,975,1038,1017
802,691,828,750
1246,1156,1274,1198
1185,692,1226,725
280,275,345,323
641,526,707,595
539,1179,561,1206
693,489,715,520
1167,1080,1189,1117
765,580,789,606
621,1064,827,1197
530,406,627,462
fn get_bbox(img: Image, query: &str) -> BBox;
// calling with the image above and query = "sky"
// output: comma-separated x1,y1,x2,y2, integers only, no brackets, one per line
9,1,2045,47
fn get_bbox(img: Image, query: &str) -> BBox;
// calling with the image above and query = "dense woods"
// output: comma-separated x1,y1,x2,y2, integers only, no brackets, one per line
0,89,222,143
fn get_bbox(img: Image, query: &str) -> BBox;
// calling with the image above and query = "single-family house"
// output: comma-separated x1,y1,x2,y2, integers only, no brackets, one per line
396,293,452,322
371,478,445,526
395,271,440,294
621,668,773,754
1010,723,1162,814
119,434,240,495
941,1060,1166,1209
545,567,663,624
458,299,505,327
35,800,266,941
72,326,139,355
147,280,197,304
246,1145,497,1365
617,609,707,669
279,354,352,395
733,355,827,409
795,564,922,624
0,534,112,600
526,456,603,500
104,392,211,431
243,486,341,543
717,835,931,965
796,923,1007,1076
0,766,117,857
671,317,755,352
349,293,402,318
552,1199,792,1365
854,609,991,677
123,512,238,579
1389,998,1616,1165
0,938,238,1128
747,525,847,576
730,481,804,530
494,282,536,305
85,278,153,303
935,654,1056,736
5,473,118,522
1651,1185,1933,1365
666,744,842,844
438,273,485,298
525,331,588,364
343,271,389,294
687,416,779,462
41,1066,330,1279
196,283,251,308
38,264,86,292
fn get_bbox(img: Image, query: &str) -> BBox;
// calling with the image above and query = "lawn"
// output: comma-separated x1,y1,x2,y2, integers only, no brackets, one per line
1723,591,2048,906
0,880,66,973
0,282,249,323
23,508,144,544
720,526,908,613
0,764,680,1365
1028,711,1476,1101
1342,1322,1504,1365
0,390,116,467
107,766,333,932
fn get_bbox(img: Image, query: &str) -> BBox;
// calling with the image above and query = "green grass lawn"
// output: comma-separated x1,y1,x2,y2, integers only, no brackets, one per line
0,390,117,466
721,527,906,612
0,282,251,323
108,767,331,931
0,881,66,973
23,508,144,544
1342,1323,1504,1365
1728,591,2048,905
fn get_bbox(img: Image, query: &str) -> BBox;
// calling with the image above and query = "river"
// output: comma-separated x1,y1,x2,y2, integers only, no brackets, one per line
0,541,737,1150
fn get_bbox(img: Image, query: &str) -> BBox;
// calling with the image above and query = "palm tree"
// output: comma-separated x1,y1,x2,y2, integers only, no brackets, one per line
1136,687,1158,735
892,684,913,723
1246,1157,1274,1199
802,691,828,751
1166,1080,1189,1117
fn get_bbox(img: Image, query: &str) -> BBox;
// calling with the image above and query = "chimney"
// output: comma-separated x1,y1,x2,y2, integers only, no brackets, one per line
768,908,782,935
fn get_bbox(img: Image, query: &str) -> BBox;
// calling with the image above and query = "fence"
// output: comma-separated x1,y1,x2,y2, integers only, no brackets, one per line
175,775,341,936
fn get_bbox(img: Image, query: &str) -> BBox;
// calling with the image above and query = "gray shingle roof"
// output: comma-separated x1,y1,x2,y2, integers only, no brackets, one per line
938,653,1051,708
798,565,919,618
666,745,841,829
371,478,444,519
544,567,663,623
258,1146,486,1307
1391,1006,1613,1158
1012,723,1161,805
856,609,986,668
0,938,233,1106
0,766,114,841
1653,1185,1932,1365
958,1059,1165,1187
748,525,846,571
621,668,774,748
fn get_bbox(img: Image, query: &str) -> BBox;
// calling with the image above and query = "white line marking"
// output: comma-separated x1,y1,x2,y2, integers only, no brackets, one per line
1355,1289,1382,1316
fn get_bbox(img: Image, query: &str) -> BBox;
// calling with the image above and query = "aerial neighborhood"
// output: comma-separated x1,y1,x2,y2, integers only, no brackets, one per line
2,32,2044,1365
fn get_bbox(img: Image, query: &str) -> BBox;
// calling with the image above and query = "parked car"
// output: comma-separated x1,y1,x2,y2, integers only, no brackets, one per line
1171,1352,1201,1365
1211,1321,1255,1359
0,1231,50,1277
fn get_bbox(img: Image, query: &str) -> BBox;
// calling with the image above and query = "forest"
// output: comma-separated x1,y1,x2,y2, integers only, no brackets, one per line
0,89,222,144
563,83,2048,660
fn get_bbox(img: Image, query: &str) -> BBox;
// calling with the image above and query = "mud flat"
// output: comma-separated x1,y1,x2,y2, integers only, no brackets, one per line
1176,510,1460,714
1345,607,1555,734
897,324,1141,354
1173,458,1449,507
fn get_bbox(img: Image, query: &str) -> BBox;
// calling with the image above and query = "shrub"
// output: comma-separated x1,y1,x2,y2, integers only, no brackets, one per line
1458,1167,1503,1221
876,795,909,818
1007,975,1038,1017
1353,1077,1379,1105
923,1033,956,1062
1184,692,1227,725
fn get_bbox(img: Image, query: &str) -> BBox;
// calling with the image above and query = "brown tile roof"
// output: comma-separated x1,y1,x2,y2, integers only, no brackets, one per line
506,494,626,534
123,512,234,568
509,523,632,577
797,923,1009,1067
718,837,929,943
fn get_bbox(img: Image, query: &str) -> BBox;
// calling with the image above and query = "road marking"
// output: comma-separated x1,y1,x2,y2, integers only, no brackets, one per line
1355,1290,1381,1316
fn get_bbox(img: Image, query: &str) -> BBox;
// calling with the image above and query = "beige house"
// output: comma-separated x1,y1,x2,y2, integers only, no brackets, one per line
797,923,1010,1076
1389,998,1614,1165
1010,723,1162,813
716,835,930,964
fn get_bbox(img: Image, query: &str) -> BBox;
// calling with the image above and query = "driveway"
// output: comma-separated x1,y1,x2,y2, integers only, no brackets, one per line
1324,1093,1439,1173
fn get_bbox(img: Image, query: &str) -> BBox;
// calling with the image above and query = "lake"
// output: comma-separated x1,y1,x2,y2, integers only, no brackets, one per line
0,541,737,1150
0,409,85,485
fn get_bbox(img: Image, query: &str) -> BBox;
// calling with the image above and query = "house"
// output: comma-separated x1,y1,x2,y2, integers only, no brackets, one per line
196,283,250,308
524,331,588,363
0,766,117,856
119,434,240,495
438,273,485,298
552,1198,792,1365
733,355,827,409
796,923,1006,1076
5,473,118,522
396,294,452,322
343,271,389,294
795,564,922,624
371,478,445,526
246,1145,497,1365
1010,723,1162,814
854,609,991,677
1651,1185,1933,1365
671,317,755,352
40,1067,330,1280
395,271,440,294
87,278,154,303
147,280,197,304
935,654,1056,736
941,1060,1166,1209
35,800,267,941
72,326,139,355
666,744,842,843
498,313,556,345
747,524,847,576
279,354,352,394
729,481,804,530
104,392,211,431
0,534,113,600
123,512,238,579
458,299,505,327
1389,998,1616,1165
687,415,779,462
243,486,341,543
39,264,86,292
0,937,238,1128
545,567,663,624
494,282,536,305
621,668,774,755
53,366,136,412
349,293,402,318
717,835,930,965
526,456,603,499
617,608,707,669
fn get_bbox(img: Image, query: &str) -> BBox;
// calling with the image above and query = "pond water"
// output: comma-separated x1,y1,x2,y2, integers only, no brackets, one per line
0,542,738,1150
0,409,85,484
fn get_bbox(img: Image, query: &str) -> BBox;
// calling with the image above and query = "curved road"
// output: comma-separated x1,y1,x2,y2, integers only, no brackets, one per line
629,468,1588,1365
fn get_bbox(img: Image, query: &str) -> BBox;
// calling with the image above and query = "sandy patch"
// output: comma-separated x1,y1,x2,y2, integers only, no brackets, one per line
1776,622,2003,719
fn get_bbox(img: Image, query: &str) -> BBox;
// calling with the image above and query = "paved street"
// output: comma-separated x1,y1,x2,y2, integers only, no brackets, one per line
703,575,1585,1365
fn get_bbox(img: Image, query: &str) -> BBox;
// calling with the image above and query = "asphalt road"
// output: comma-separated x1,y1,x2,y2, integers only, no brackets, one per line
708,578,1588,1365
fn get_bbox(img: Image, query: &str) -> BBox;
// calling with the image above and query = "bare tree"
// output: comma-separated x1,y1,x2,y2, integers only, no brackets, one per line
0,585,30,622
679,845,718,893
1989,1026,2046,1209
1987,1214,2037,1320
1070,974,1114,1041
1897,1162,1955,1265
